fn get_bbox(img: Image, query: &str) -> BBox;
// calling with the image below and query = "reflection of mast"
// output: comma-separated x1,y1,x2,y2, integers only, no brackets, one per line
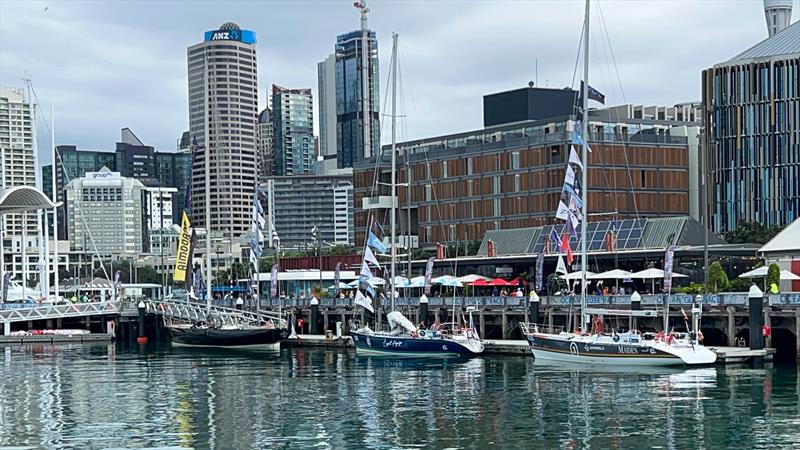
354,0,371,160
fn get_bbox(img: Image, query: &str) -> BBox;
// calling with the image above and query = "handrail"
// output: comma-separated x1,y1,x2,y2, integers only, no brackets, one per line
139,299,287,329
0,301,120,324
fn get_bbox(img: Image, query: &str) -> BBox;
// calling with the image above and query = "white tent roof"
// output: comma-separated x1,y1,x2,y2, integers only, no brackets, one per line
629,268,689,279
739,267,800,280
560,271,596,280
759,217,800,255
588,269,634,280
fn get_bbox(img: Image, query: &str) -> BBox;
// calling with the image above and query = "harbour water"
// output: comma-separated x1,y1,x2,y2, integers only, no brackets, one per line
0,344,798,449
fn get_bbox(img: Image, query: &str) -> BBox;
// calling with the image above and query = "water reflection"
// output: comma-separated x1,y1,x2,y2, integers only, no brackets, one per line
0,344,798,449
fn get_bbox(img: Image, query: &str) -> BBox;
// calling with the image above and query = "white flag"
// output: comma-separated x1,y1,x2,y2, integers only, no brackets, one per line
564,164,575,185
556,255,568,275
569,145,583,170
363,246,382,270
354,290,374,313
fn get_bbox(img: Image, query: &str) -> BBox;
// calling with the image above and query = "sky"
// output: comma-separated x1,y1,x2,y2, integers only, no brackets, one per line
0,0,792,165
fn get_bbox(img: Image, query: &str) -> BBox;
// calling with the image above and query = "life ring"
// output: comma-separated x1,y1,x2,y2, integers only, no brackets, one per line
419,330,427,338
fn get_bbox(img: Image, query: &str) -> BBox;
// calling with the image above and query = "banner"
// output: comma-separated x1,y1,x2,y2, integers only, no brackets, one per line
354,290,374,313
424,257,435,295
173,211,191,283
535,251,544,293
114,270,121,287
334,262,341,294
2,272,10,303
185,229,198,292
663,244,676,293
270,264,279,298
569,145,583,170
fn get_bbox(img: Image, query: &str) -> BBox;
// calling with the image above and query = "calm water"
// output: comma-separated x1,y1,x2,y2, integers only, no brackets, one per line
0,344,799,449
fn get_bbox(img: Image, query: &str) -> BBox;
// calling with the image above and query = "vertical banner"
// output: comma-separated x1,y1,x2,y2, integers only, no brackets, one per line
2,272,10,303
424,257,435,295
334,262,341,294
535,251,544,293
663,245,676,293
184,230,198,292
270,263,279,298
172,212,191,283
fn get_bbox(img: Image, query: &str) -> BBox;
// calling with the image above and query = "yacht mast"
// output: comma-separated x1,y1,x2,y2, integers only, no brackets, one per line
389,33,398,312
51,105,59,298
580,0,590,329
204,54,212,314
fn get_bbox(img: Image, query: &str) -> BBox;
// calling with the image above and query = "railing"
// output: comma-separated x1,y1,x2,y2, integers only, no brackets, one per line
140,299,287,329
0,301,120,324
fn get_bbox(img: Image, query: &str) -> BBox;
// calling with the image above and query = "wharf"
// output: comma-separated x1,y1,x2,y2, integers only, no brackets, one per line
708,346,775,364
0,333,113,345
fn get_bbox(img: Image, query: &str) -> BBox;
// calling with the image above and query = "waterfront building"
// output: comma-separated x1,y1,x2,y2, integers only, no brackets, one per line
354,86,701,247
256,108,275,183
701,20,800,234
334,28,380,170
317,54,338,174
64,167,147,255
272,85,314,176
187,22,258,239
264,175,353,250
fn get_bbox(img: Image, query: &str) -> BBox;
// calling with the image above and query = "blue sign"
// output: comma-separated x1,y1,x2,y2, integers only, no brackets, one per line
204,29,256,44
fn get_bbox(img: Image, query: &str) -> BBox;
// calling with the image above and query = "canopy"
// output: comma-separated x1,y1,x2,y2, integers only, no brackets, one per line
0,186,61,214
739,267,800,281
629,268,689,279
588,269,634,280
470,279,490,287
488,278,514,286
560,271,596,280
441,279,463,288
457,274,492,283
327,282,351,290
509,277,529,286
432,275,457,285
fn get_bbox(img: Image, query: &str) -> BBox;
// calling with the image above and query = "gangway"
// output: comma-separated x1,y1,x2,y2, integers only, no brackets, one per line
1,302,120,334
142,299,287,329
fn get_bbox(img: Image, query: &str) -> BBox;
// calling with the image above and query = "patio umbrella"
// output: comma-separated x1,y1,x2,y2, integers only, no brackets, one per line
489,278,514,286
629,268,689,293
588,269,634,291
327,282,351,290
559,271,596,280
432,275,457,285
739,267,800,281
457,274,492,283
470,279,490,286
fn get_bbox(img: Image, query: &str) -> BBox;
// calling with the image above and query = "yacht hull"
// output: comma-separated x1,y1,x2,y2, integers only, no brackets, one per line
351,331,483,357
167,326,286,349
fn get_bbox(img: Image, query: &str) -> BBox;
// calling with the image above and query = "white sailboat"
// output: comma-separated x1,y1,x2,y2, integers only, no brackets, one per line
520,0,716,367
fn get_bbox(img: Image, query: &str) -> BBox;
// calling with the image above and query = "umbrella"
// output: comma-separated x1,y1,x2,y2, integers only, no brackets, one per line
588,269,634,280
488,278,514,286
432,275,457,285
457,274,492,283
739,267,800,281
560,271,596,280
392,276,409,286
327,282,351,290
441,279,463,288
470,279,490,286
406,278,425,288
509,277,529,286
629,268,689,293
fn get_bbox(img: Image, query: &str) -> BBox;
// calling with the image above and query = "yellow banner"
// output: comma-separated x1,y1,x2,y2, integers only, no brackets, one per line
173,212,191,283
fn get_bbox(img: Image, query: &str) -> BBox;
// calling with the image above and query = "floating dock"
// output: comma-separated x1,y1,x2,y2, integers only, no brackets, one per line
707,346,775,364
0,333,114,345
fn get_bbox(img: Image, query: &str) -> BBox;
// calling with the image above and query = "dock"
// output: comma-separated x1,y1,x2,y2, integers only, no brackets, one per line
0,333,114,345
707,346,775,364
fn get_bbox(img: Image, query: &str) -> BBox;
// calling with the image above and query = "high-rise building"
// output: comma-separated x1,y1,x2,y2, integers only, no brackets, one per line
115,128,157,186
334,25,380,170
317,54,338,174
187,22,258,239
154,151,191,223
256,107,275,182
64,167,147,255
0,87,38,239
143,186,178,230
272,85,314,176
702,20,800,234
764,0,793,37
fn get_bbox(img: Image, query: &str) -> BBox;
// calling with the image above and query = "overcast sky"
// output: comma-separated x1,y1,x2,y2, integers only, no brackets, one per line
0,0,793,164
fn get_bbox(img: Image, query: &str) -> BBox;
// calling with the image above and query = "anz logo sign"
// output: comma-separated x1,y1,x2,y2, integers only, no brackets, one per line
210,30,240,41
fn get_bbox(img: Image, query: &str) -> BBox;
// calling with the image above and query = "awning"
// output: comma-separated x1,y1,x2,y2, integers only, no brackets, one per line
0,186,61,214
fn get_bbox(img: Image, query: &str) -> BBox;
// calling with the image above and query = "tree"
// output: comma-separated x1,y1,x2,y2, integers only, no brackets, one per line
727,277,752,292
725,220,784,244
766,263,780,291
677,283,705,295
707,261,729,293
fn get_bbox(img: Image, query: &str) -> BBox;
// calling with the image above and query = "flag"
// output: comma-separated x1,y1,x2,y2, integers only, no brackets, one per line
556,255,568,275
354,290,374,313
363,246,382,269
549,227,560,247
581,80,606,104
270,263,279,297
663,244,676,293
2,272,10,303
561,234,574,266
605,230,616,252
114,270,121,289
334,262,341,294
572,123,583,145
569,145,583,170
185,229,197,292
371,220,385,240
359,260,372,282
173,212,191,283
424,256,435,295
565,213,578,240
367,231,387,254
535,251,544,292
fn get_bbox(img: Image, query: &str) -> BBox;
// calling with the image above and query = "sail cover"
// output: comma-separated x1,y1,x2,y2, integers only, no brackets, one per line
387,311,417,334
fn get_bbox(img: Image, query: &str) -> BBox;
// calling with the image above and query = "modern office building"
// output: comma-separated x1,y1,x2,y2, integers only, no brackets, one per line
143,187,177,230
115,128,157,186
0,86,39,239
334,26,379,169
264,175,353,250
64,167,147,255
154,151,191,222
317,54,338,174
272,85,314,176
187,22,259,240
256,107,275,182
701,19,800,234
354,86,701,247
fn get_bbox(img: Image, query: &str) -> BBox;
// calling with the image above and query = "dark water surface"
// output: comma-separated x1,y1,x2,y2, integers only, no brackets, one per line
0,343,798,449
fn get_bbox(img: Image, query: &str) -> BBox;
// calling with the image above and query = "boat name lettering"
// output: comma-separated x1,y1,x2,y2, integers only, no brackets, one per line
383,340,403,348
617,345,639,355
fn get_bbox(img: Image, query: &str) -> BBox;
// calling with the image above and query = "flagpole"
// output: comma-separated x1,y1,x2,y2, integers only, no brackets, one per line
579,0,590,331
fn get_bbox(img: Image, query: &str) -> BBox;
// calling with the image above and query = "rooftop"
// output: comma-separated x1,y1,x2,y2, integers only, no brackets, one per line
725,19,800,65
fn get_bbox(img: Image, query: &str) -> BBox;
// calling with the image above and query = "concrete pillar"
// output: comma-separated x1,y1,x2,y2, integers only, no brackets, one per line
763,307,772,348
3,322,9,336
501,310,508,340
310,297,319,335
529,293,540,326
630,291,641,331
548,310,554,332
137,300,148,345
419,296,429,327
479,311,486,339
727,306,736,347
749,287,764,351
323,311,329,333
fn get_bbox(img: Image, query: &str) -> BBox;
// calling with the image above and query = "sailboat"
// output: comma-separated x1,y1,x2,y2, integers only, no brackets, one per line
520,0,715,366
165,52,286,349
349,33,484,357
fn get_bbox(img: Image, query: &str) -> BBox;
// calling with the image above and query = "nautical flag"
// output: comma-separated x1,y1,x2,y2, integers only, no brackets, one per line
561,234,574,266
363,246,382,269
569,145,583,170
535,251,544,292
556,255,568,275
549,227,560,247
566,213,578,240
359,260,372,282
605,230,616,252
581,81,606,104
270,264,279,298
354,290,374,313
663,244,676,293
424,256,435,295
372,219,385,240
572,123,583,145
333,262,341,294
367,231,387,254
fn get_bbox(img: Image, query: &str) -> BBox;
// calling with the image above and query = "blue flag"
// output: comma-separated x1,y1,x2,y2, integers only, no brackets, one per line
367,231,387,254
549,228,560,246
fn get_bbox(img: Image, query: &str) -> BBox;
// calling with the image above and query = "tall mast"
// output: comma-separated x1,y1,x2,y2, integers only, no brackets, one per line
580,0,590,329
51,105,59,298
389,33,398,312
204,53,213,314
355,1,372,161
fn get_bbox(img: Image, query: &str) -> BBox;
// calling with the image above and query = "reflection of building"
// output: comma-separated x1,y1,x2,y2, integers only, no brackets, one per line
187,22,259,239
65,167,147,255
272,85,314,176
354,86,701,247
264,175,353,250
702,20,800,234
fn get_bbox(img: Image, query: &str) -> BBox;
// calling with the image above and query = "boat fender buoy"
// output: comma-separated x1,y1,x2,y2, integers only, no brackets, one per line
419,330,427,338
612,334,620,343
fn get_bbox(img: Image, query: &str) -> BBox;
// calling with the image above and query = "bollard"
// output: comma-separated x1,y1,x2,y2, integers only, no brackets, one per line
310,296,319,335
529,291,540,326
749,285,764,351
136,300,148,345
630,291,641,331
419,294,429,327
235,297,244,311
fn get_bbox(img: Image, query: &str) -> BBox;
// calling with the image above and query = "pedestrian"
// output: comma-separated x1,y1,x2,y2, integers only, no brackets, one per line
515,288,523,298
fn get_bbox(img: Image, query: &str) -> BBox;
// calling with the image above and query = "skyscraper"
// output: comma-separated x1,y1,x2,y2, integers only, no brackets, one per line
187,22,258,239
115,128,157,186
256,107,275,183
317,54,337,174
334,2,380,170
272,85,314,176
0,87,38,239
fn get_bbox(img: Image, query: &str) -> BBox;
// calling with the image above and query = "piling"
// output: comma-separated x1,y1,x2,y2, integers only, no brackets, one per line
136,300,148,345
748,285,764,351
310,297,319,334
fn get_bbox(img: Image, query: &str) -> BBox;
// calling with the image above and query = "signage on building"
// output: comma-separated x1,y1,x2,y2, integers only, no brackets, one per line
203,29,256,44
86,171,120,179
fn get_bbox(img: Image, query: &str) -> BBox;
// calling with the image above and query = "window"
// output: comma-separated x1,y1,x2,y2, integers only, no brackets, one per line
514,174,521,192
511,151,520,170
467,157,473,175
493,176,500,194
425,185,432,202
